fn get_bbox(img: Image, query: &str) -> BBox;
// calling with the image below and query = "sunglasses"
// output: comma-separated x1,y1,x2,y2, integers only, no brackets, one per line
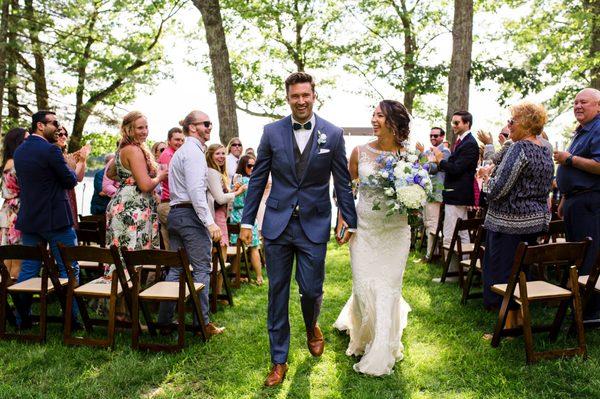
231,143,242,147
193,121,212,128
56,132,69,138
45,120,60,128
247,163,255,169
507,119,515,126
451,120,460,126
430,134,440,138
158,147,166,153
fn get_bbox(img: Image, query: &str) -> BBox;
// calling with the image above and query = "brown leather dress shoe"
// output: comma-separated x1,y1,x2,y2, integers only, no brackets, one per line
206,322,225,336
307,324,324,357
264,363,288,387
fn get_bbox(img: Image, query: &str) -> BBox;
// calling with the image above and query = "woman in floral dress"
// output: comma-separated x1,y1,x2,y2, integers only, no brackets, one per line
105,111,167,272
0,128,27,278
230,154,263,284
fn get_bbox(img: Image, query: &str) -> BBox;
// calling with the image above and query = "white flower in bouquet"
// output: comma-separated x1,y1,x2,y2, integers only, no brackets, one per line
384,187,395,197
380,170,389,179
396,184,427,210
407,153,418,163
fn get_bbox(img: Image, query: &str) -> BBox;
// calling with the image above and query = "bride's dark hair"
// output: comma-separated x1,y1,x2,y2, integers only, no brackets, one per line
379,100,411,146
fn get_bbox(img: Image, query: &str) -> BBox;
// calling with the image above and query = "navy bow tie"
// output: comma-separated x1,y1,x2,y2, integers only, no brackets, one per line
293,121,312,131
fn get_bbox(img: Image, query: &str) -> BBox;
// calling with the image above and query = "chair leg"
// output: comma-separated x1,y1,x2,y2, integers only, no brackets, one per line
461,263,476,305
518,273,535,364
39,287,48,343
177,296,185,350
548,300,569,342
220,259,233,307
569,266,587,358
63,286,74,343
76,296,93,333
210,262,218,313
440,243,454,283
131,290,140,350
107,294,118,350
491,284,516,348
0,288,7,337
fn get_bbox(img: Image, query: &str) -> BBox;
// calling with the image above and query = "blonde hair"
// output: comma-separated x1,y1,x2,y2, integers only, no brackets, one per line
206,143,229,189
119,111,157,176
226,137,242,154
510,101,548,136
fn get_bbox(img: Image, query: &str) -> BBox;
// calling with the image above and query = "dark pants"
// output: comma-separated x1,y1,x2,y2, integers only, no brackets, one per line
16,227,80,325
157,207,212,326
264,216,327,364
483,230,539,310
564,191,600,316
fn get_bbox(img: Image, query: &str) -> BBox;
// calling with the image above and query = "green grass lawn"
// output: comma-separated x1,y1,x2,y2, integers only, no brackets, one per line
2,243,600,398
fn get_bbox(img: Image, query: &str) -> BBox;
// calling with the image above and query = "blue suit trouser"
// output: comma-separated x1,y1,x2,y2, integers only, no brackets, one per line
16,227,80,325
264,216,327,364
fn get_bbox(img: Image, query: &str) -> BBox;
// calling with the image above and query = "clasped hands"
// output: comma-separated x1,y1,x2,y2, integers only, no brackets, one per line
553,150,571,165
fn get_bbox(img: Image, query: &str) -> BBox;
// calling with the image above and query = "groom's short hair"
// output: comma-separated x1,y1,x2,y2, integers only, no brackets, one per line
285,72,315,94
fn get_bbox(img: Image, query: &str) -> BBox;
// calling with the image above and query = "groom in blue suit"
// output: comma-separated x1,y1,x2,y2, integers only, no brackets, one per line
241,72,357,386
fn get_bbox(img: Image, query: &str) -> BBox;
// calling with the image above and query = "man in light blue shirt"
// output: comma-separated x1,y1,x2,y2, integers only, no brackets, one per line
417,126,450,259
157,110,224,337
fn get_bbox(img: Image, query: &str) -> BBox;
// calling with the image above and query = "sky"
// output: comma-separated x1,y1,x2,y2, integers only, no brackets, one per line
129,2,577,154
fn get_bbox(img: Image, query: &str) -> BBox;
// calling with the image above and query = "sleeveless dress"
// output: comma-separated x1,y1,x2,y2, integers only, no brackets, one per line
230,175,260,247
106,151,159,257
333,143,411,376
0,167,21,245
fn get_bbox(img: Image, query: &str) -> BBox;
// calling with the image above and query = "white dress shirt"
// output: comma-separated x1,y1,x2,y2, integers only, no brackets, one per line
292,114,316,153
168,135,214,227
226,153,239,182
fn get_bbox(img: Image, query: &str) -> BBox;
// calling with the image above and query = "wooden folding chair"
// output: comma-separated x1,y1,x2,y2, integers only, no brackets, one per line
76,215,107,281
490,239,590,364
210,241,234,313
440,217,483,285
0,244,68,343
123,247,208,352
58,244,133,348
227,223,252,287
577,252,600,329
461,226,486,304
427,203,445,264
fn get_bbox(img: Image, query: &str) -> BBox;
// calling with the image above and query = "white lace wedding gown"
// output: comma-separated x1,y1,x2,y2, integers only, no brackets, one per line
333,143,411,376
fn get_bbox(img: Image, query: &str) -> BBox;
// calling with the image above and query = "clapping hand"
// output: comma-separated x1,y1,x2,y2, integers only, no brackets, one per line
477,130,493,145
478,164,495,182
431,146,443,163
415,142,425,154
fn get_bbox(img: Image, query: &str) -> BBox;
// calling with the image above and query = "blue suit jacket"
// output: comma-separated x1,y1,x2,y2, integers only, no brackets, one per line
241,114,357,244
14,135,78,233
439,132,479,206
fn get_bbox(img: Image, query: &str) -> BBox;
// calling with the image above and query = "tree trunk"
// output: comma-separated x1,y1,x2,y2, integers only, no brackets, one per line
587,0,600,89
0,0,11,135
193,0,239,145
6,0,18,122
445,0,473,144
24,0,48,110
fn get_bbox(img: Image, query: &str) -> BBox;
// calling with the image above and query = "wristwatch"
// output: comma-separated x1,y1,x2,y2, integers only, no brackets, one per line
565,155,574,167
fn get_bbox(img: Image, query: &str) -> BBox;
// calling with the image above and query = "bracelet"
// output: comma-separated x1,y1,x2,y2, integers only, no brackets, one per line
565,155,574,167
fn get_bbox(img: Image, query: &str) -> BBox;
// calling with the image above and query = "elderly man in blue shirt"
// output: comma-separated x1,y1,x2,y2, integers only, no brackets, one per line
555,88,600,319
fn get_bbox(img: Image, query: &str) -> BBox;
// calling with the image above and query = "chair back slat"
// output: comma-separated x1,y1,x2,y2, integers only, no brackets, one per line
520,240,590,269
120,248,186,268
58,245,115,265
456,217,484,231
227,223,241,234
0,244,46,262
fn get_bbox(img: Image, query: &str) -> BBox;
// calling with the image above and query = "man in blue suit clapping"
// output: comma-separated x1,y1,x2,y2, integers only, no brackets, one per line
13,110,80,328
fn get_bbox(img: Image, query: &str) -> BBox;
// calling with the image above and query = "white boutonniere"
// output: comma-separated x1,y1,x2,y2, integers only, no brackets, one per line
317,130,327,147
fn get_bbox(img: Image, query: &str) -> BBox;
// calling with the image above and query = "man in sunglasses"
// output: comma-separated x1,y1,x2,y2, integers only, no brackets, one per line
13,110,81,328
226,137,243,183
416,127,450,260
431,111,479,280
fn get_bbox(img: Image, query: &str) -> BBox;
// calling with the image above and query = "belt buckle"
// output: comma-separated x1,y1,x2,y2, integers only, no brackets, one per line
291,205,300,217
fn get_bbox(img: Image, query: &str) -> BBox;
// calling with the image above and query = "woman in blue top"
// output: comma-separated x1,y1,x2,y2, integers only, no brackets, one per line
230,154,264,285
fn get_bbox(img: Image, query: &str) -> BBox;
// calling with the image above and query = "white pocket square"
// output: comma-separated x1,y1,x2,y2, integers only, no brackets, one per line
318,148,330,154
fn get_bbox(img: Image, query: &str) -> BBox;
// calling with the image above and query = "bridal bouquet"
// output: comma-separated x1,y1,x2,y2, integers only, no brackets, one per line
363,151,434,216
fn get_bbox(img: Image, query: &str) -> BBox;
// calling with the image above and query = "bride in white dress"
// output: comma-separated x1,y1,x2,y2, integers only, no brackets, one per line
334,100,412,376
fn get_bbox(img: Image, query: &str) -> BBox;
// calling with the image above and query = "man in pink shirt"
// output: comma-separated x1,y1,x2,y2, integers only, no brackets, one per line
157,127,185,249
